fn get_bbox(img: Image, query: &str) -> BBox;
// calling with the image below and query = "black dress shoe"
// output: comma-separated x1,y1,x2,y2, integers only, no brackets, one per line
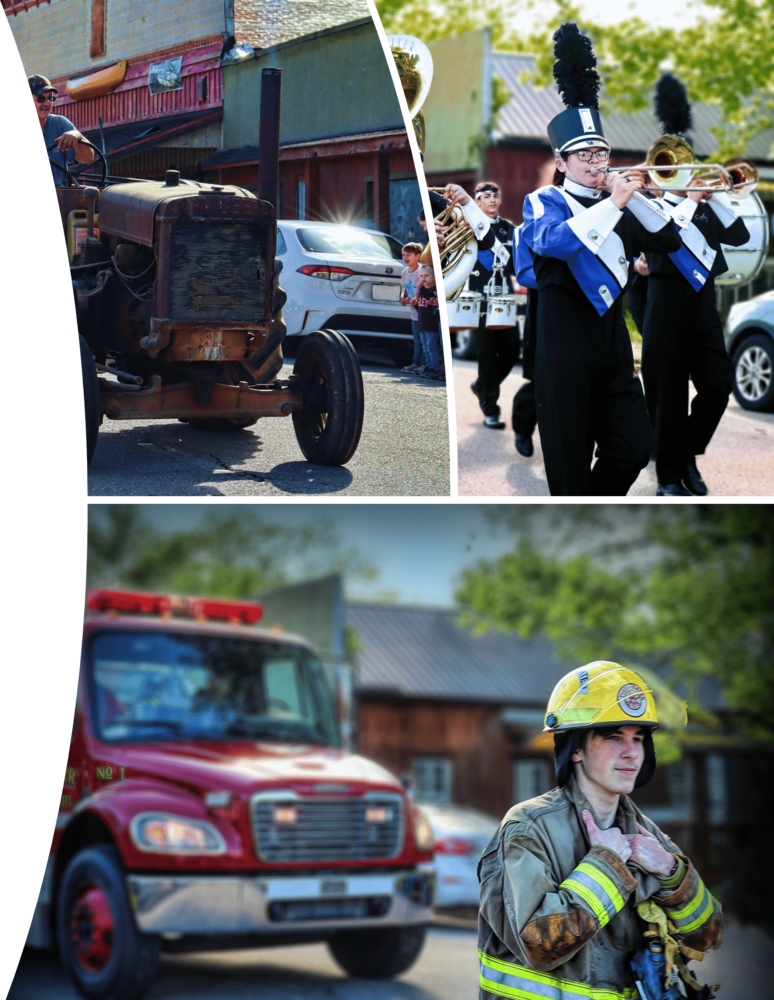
683,461,708,496
515,433,534,457
483,414,506,429
656,482,693,496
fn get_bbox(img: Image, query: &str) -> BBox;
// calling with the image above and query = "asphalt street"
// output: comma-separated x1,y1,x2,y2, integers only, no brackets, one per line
88,352,450,497
9,918,774,1000
455,358,774,497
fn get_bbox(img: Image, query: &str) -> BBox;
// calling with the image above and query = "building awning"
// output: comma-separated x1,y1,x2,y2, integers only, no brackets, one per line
200,127,408,170
83,108,222,161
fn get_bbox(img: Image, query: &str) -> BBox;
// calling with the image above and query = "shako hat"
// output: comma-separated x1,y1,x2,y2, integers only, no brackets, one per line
654,73,693,148
546,23,609,157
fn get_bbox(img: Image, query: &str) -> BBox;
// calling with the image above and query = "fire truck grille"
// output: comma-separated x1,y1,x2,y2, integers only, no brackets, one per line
169,220,270,323
251,797,404,863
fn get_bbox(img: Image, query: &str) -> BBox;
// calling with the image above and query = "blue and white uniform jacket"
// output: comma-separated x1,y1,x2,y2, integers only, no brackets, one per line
513,224,537,291
647,191,750,292
512,178,681,317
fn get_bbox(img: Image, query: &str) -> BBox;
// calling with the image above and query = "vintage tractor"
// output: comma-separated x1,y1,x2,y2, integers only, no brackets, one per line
56,69,364,467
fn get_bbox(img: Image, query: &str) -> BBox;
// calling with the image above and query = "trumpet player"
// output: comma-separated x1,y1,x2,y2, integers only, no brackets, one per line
641,76,750,496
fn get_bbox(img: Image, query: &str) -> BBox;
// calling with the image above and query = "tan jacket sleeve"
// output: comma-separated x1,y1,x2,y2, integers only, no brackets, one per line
482,820,637,973
636,815,723,952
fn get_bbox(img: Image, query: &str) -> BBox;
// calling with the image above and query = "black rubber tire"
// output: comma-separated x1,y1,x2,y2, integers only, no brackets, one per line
56,845,160,1000
328,925,427,978
390,341,415,369
80,336,100,466
452,327,478,359
731,333,774,412
292,329,364,465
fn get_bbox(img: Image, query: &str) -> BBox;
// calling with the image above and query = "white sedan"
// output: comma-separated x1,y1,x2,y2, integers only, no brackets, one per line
276,220,415,367
420,803,500,908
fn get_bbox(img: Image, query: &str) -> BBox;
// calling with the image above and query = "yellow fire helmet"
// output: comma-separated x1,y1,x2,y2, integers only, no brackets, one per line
544,661,659,732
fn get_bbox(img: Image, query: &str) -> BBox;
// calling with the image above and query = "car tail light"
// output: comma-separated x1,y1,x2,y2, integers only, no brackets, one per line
86,589,262,624
434,837,478,856
297,264,354,281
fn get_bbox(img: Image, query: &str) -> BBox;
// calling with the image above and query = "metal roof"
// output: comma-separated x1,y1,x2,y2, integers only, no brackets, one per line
234,0,369,50
346,602,727,711
492,53,774,163
346,602,568,705
82,108,223,158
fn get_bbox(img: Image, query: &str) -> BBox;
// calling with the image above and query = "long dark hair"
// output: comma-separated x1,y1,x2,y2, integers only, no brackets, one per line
553,167,565,186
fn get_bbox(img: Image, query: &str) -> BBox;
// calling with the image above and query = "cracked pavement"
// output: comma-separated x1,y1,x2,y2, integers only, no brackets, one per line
88,355,450,497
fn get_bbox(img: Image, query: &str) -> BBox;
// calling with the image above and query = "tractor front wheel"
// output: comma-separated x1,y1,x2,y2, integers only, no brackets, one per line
292,329,364,466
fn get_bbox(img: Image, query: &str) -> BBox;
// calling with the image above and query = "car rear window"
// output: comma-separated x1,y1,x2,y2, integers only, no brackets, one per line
296,226,403,260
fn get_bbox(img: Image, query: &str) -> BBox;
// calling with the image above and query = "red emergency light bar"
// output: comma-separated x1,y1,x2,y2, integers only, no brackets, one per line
86,589,263,624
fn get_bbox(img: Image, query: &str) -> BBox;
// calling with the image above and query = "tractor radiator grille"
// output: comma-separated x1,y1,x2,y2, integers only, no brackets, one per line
169,220,270,323
251,797,404,863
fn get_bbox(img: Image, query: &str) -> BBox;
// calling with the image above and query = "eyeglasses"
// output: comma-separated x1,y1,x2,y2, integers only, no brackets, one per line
575,150,609,163
34,93,56,104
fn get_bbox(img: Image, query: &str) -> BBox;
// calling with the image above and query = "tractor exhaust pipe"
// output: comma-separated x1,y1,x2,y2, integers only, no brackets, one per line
258,68,282,211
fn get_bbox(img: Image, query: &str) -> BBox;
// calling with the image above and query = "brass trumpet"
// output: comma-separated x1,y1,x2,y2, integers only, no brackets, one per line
426,186,480,298
591,134,758,199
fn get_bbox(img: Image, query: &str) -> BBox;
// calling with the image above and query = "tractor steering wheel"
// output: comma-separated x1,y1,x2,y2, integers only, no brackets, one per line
46,137,107,187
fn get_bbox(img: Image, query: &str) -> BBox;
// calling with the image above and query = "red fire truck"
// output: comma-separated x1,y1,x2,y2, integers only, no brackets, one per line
28,590,435,1000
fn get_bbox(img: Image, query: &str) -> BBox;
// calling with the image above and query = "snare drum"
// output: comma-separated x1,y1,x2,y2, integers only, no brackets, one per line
486,294,518,329
448,291,483,331
716,192,770,288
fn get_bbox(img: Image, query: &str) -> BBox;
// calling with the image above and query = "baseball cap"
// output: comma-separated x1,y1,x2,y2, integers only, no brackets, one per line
28,75,58,97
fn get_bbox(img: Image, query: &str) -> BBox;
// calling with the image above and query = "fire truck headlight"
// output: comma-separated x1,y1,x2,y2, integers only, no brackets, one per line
129,813,227,854
413,806,435,852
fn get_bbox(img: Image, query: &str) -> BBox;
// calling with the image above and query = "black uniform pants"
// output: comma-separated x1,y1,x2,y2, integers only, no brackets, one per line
512,381,537,437
642,275,733,486
535,286,653,496
474,318,521,417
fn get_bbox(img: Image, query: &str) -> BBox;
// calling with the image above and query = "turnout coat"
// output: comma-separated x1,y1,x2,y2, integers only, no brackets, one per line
478,774,722,1000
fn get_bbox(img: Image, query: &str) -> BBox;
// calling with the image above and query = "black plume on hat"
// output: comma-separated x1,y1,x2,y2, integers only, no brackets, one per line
552,22,600,110
655,74,692,135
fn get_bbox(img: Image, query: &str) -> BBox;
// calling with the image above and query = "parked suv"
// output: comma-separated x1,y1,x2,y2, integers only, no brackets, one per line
30,590,435,1000
725,289,774,411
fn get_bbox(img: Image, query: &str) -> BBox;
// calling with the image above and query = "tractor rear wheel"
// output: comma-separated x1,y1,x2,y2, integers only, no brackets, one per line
80,336,100,466
292,329,364,466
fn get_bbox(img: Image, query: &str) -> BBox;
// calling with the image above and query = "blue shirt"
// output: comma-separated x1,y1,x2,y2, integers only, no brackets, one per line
42,114,77,186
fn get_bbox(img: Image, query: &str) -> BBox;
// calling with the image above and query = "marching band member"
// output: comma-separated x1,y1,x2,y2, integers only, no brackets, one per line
642,76,750,496
466,182,520,430
519,23,682,496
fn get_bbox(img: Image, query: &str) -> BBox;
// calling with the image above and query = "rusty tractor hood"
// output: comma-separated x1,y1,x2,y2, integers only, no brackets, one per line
97,179,269,247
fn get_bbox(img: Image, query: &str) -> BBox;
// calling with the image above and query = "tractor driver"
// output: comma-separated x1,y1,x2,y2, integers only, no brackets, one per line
30,74,94,185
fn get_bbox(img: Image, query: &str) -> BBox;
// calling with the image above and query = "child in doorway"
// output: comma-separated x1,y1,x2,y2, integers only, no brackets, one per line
412,264,444,382
400,242,425,373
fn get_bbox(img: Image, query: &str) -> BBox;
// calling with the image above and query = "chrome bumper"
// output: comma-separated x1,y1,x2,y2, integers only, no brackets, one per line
127,866,435,935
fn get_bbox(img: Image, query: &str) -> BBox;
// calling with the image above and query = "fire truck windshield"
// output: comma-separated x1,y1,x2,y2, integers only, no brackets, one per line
88,630,340,746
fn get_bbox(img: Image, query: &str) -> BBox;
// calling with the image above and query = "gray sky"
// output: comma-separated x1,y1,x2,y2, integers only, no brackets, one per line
92,503,516,606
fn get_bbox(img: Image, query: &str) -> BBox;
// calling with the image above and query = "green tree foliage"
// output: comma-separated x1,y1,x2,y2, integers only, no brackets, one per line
87,506,376,600
455,506,774,737
376,0,774,159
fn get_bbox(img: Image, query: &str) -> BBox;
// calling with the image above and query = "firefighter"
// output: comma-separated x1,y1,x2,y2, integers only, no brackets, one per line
478,662,722,1000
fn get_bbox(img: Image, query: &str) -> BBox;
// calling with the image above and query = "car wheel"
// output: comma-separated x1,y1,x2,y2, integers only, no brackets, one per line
328,925,427,978
732,333,774,411
57,845,160,1000
80,336,100,466
292,329,364,465
452,328,478,360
